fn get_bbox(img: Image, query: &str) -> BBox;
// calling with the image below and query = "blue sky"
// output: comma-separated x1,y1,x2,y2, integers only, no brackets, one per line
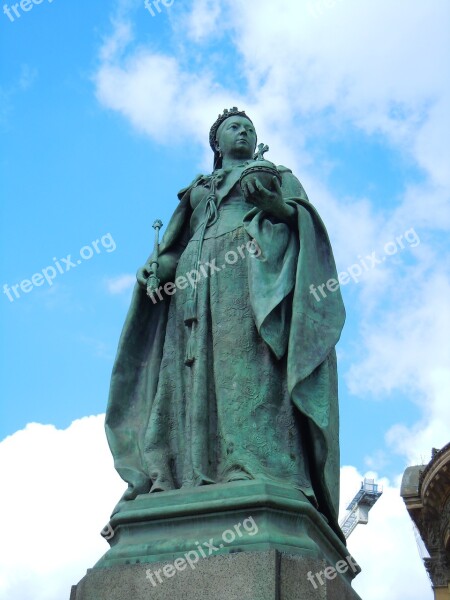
1,1,449,599
1,1,193,435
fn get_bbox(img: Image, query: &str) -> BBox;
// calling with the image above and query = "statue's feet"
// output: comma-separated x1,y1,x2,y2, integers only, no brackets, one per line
227,475,252,482
149,473,175,493
224,468,253,483
181,470,216,488
197,473,216,486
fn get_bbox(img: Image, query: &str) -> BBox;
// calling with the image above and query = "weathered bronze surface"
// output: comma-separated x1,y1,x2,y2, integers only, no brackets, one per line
105,107,346,544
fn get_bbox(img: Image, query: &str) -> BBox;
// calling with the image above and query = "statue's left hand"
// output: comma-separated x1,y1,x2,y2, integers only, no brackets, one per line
242,176,296,225
136,253,178,290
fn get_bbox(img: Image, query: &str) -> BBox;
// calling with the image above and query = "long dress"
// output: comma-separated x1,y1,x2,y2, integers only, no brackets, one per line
143,171,316,506
105,163,346,541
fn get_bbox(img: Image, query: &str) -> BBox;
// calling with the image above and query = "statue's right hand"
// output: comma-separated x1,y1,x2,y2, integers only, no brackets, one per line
136,263,152,289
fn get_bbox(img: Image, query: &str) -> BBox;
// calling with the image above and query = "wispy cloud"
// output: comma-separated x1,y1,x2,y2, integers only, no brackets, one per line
78,335,114,360
18,64,38,90
104,273,135,294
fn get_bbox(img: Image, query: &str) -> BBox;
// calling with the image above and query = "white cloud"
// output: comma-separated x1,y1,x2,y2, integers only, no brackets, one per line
93,0,450,234
340,466,432,600
0,419,432,600
184,0,222,42
105,273,136,294
0,417,124,600
385,368,450,465
99,19,133,63
347,267,450,463
18,64,38,91
224,0,449,129
348,271,450,394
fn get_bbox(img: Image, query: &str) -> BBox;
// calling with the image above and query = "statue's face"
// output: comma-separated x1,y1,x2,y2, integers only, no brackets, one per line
216,116,257,160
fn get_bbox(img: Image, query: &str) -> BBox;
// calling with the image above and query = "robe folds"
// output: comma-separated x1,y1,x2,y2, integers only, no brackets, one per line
105,166,346,543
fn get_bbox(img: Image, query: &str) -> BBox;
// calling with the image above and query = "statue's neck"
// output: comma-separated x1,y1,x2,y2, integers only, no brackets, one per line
215,159,252,175
221,156,253,170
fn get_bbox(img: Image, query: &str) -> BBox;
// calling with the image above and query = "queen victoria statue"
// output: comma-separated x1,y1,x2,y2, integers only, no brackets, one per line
104,107,346,545
68,107,364,600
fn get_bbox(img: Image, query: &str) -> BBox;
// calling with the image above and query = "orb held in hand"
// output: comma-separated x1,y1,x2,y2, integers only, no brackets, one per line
239,162,282,193
239,142,282,192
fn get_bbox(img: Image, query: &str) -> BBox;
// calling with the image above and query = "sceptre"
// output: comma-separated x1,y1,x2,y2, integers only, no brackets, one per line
146,219,163,297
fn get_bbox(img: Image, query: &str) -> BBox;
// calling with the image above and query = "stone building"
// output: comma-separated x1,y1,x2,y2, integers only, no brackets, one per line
401,443,450,600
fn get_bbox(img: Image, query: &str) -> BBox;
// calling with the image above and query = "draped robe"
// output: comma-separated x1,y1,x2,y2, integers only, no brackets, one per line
105,164,346,543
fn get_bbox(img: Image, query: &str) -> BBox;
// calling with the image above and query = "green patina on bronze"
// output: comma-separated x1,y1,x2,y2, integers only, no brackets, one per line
105,107,346,545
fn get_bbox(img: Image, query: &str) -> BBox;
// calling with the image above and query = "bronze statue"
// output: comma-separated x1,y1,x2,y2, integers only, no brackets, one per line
105,107,346,542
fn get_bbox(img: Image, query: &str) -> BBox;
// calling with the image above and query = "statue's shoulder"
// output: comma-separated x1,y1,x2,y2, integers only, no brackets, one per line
276,165,309,201
177,174,206,200
277,165,293,174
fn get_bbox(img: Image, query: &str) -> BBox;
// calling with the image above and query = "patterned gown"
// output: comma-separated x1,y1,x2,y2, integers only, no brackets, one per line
142,167,317,507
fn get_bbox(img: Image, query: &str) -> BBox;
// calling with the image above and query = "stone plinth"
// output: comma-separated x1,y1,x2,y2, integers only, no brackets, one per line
72,550,361,600
71,481,362,599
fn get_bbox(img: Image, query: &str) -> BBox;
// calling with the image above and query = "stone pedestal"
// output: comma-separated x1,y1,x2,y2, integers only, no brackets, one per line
72,550,361,600
71,481,362,599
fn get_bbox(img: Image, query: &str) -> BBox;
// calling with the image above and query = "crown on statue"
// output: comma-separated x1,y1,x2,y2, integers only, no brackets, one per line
209,107,254,151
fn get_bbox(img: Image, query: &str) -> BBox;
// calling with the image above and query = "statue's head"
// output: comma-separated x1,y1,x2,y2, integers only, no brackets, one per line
209,107,257,169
